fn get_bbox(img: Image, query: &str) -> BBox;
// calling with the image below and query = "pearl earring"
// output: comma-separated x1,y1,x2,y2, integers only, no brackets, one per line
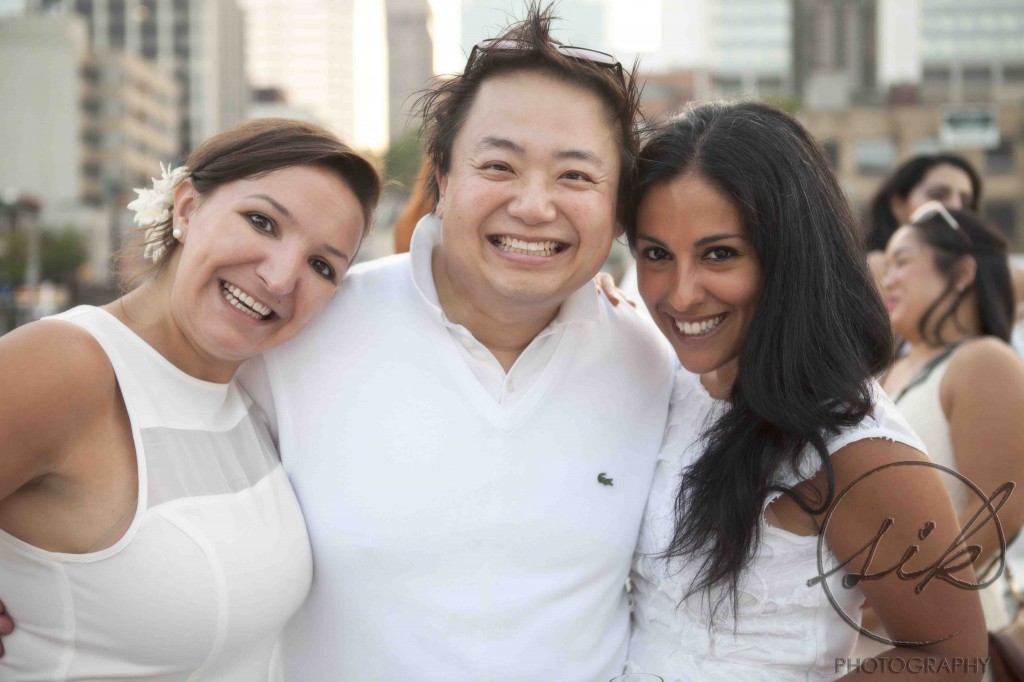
172,228,183,240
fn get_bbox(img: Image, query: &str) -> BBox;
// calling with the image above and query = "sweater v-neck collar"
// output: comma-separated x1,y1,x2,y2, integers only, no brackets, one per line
407,214,603,429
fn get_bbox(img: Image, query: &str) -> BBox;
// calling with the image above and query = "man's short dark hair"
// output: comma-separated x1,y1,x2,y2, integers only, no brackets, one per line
416,2,642,224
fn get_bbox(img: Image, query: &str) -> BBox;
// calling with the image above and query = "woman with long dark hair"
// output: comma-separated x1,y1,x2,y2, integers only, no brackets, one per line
623,102,986,680
879,205,1024,634
866,153,982,255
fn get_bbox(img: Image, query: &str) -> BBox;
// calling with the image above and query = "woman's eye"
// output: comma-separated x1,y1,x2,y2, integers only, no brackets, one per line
641,246,670,262
483,162,512,173
309,258,335,281
246,213,274,234
704,246,737,262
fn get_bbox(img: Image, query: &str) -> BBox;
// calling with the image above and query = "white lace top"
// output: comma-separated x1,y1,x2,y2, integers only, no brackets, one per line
626,368,925,682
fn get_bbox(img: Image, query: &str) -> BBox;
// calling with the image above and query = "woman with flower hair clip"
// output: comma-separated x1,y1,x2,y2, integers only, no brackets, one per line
0,118,380,679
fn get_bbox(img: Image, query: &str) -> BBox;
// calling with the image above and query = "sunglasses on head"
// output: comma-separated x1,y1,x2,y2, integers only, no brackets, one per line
467,38,625,85
910,200,973,246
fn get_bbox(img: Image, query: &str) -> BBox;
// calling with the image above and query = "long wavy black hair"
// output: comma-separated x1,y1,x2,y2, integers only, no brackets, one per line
906,208,1013,345
866,153,982,252
625,101,894,622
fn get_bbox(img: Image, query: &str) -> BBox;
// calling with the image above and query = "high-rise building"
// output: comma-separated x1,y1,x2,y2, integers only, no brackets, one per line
239,0,387,151
792,0,877,109
34,0,246,157
386,0,432,141
639,0,791,100
0,12,179,282
708,0,791,97
917,0,1024,104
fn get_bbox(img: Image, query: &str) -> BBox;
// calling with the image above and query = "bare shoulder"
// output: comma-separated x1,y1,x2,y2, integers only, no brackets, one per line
947,336,1022,378
0,320,117,478
0,319,115,393
943,336,1024,400
828,437,930,495
822,437,955,556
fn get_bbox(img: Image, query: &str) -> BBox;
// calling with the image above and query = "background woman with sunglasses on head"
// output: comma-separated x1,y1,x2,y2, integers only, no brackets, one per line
864,153,1024,346
880,204,1024,636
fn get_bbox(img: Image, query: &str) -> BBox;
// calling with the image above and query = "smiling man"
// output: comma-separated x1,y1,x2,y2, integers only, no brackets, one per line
243,6,675,680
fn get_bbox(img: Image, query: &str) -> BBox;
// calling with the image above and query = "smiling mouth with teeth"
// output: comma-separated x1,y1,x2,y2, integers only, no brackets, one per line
674,314,725,337
220,281,275,321
489,235,567,257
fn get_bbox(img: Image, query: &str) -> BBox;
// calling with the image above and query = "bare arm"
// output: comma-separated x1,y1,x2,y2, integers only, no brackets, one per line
943,338,1024,568
823,439,987,680
0,321,116,656
0,321,114,499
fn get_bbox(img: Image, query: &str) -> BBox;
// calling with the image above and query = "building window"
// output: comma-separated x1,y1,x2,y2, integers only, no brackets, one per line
854,138,896,176
109,0,126,48
1005,66,1024,84
963,66,992,86
923,66,951,85
985,138,1015,174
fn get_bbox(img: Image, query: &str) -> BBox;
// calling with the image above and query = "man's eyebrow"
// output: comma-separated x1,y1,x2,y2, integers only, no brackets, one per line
555,148,604,169
476,138,604,169
477,136,525,154
247,194,294,220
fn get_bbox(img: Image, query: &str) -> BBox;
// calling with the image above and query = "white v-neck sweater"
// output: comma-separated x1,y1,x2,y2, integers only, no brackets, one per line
249,221,676,681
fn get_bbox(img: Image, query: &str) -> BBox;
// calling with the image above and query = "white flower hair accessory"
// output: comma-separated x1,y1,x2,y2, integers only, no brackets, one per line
127,162,190,263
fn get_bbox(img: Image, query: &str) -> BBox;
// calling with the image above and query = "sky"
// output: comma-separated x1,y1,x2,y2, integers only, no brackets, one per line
429,0,674,74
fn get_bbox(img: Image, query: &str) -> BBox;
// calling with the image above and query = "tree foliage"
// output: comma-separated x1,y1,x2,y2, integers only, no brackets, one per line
0,227,87,285
383,128,423,192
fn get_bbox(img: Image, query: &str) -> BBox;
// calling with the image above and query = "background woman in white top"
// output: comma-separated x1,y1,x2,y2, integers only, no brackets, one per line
879,206,1024,633
0,119,380,680
624,101,986,681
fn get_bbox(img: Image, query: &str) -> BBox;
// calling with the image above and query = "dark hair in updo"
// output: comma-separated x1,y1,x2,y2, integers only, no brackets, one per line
907,208,1013,345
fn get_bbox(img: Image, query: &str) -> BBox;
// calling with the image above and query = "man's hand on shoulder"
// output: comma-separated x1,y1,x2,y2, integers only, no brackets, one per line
0,597,13,657
594,272,637,308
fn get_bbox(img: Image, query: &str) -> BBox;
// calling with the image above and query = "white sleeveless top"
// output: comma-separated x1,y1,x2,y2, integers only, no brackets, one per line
895,350,1011,630
0,306,312,681
627,369,925,682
